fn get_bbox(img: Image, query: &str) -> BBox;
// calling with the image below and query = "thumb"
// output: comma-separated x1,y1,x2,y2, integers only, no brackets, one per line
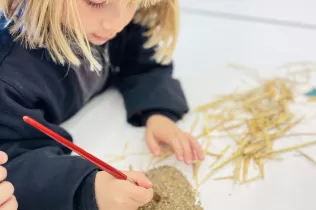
126,172,154,204
146,130,161,156
126,171,152,189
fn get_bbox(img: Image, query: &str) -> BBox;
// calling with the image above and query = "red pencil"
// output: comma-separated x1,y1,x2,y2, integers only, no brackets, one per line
23,116,135,184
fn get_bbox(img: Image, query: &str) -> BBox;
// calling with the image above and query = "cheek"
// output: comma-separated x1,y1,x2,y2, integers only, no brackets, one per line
76,0,96,34
125,6,138,24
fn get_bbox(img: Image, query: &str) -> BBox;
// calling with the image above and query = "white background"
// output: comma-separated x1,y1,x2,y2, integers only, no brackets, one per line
180,0,316,26
62,2,316,210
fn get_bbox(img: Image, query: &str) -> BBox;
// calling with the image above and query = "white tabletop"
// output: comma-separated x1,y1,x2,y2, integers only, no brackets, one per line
181,0,316,26
62,9,316,210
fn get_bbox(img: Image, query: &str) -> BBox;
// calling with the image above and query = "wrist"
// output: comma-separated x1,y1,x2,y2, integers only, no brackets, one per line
94,171,113,209
75,170,99,210
141,110,180,126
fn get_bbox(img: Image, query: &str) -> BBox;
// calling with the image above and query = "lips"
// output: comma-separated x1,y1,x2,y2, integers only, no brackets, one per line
92,34,110,42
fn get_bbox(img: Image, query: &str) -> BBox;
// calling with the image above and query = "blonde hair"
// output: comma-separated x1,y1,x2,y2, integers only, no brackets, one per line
0,0,179,71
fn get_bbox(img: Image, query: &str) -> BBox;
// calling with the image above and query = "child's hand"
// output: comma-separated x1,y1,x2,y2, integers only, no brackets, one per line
145,114,205,164
0,151,18,210
95,171,153,210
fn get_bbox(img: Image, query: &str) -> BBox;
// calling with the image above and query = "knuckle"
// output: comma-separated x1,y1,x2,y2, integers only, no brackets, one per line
171,140,179,148
175,132,183,139
11,198,19,209
0,181,12,191
0,167,7,179
147,190,154,202
7,181,14,191
184,144,190,149
171,137,179,143
141,189,153,204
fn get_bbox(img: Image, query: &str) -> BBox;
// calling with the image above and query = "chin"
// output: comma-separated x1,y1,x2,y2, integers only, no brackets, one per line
91,41,108,46
89,39,108,46
88,34,111,45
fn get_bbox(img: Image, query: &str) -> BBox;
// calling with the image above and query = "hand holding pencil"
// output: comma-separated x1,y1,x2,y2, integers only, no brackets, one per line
95,171,153,210
23,116,154,210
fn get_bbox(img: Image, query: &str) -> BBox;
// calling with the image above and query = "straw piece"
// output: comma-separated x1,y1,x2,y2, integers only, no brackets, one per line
209,145,231,169
261,141,316,158
296,150,316,166
125,152,152,156
193,161,202,198
242,156,250,182
213,176,234,181
212,151,242,174
219,122,244,131
194,98,227,112
204,151,220,157
203,136,212,152
233,156,242,184
263,130,272,151
123,141,129,154
201,150,240,185
154,152,173,164
244,142,265,155
107,156,125,164
243,175,262,184
254,158,264,179
199,132,316,140
190,114,200,134
203,113,210,136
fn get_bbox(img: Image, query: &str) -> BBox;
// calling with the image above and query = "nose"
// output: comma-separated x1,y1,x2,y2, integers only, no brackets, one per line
101,4,127,34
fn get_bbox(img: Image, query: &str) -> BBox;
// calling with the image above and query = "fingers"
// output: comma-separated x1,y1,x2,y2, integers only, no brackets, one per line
0,182,14,206
186,133,205,160
129,185,154,205
0,166,7,182
146,130,161,156
125,171,152,189
177,133,193,164
0,152,8,165
124,171,154,206
171,133,204,165
170,137,183,161
0,196,18,210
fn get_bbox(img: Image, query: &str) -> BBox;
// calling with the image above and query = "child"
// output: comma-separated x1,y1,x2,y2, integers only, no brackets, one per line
0,151,18,210
0,0,204,209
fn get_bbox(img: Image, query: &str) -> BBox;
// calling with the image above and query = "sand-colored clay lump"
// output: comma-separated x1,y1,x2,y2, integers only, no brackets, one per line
138,166,203,210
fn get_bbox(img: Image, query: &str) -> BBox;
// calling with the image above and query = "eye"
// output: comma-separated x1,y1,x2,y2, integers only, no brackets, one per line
84,0,106,9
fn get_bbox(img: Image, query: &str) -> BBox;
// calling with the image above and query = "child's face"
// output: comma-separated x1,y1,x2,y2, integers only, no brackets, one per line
77,0,138,45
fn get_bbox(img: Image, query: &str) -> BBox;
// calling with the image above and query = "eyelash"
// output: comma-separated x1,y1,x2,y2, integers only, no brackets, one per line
85,0,106,9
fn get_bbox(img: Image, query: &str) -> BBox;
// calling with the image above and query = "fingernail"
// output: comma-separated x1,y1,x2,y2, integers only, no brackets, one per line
178,156,183,161
154,150,160,156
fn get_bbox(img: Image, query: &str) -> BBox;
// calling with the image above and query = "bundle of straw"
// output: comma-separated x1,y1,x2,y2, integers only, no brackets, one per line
190,78,316,187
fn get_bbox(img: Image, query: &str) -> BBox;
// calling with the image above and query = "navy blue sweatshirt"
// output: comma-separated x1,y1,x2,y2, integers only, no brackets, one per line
0,18,189,210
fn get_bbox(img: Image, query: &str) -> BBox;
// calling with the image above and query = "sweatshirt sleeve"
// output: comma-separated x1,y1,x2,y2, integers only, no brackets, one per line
0,81,99,210
114,22,189,127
